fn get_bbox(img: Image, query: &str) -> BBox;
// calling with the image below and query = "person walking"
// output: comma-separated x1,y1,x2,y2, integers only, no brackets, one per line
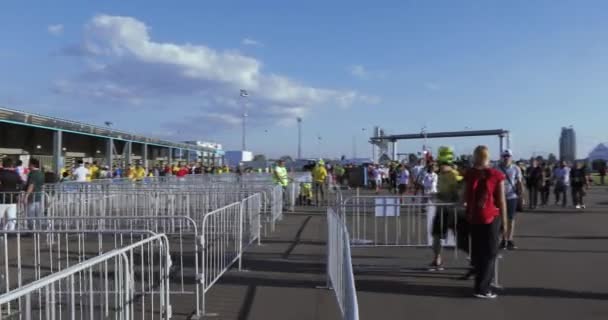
397,164,410,196
553,161,570,207
0,158,23,231
497,150,524,250
15,160,28,183
429,149,462,271
73,160,89,182
412,160,425,195
422,163,438,195
526,160,543,210
570,161,589,209
599,162,606,185
540,163,552,206
311,160,327,206
464,145,507,299
24,158,45,230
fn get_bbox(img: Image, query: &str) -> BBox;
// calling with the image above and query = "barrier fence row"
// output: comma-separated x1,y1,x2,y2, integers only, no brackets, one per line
0,233,171,319
326,206,359,320
0,173,278,318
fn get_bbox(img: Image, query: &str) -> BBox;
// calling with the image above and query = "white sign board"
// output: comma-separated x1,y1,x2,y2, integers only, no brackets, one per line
375,198,399,217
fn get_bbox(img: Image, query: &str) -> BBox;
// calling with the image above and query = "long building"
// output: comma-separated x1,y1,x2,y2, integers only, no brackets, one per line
559,126,576,163
0,106,224,175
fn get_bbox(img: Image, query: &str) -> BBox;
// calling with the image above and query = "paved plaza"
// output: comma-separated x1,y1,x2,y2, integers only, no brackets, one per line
200,187,608,320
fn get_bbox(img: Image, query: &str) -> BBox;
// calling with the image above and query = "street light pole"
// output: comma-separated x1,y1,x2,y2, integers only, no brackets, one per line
240,89,249,151
297,117,302,159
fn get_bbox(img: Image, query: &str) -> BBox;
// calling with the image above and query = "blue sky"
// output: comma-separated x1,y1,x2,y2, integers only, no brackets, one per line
1,1,607,159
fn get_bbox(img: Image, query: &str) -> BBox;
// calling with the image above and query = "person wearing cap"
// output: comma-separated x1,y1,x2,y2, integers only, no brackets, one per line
312,159,328,206
497,149,524,250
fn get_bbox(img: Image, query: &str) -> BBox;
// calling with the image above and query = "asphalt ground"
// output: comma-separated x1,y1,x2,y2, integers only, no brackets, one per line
202,186,608,320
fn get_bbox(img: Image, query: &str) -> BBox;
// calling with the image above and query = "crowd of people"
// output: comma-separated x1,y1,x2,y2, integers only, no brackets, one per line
321,147,599,299
58,161,269,182
365,154,594,210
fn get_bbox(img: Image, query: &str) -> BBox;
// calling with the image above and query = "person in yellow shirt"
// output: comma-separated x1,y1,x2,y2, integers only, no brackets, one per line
273,160,289,187
89,161,99,180
311,159,328,206
129,163,147,181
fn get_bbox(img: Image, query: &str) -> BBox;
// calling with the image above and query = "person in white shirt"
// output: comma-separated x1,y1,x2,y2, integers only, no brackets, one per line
553,161,570,207
73,160,89,182
15,160,27,183
422,164,438,195
412,160,425,195
397,164,410,195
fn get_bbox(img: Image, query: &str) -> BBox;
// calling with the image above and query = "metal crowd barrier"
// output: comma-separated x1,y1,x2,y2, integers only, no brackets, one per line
339,194,502,287
341,195,457,248
326,207,359,320
200,202,243,316
0,232,172,319
1,173,276,317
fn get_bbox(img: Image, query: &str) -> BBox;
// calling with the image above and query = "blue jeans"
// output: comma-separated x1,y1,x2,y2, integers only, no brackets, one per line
27,201,44,230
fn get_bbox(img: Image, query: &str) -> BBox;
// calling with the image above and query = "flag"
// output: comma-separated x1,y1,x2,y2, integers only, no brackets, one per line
240,89,249,97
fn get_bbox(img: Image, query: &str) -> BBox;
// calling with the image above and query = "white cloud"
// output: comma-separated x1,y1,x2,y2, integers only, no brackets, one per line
54,15,378,134
349,65,368,79
242,38,263,47
47,24,64,36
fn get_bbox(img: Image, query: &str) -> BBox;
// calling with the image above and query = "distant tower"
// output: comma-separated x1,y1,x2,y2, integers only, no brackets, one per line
559,126,576,163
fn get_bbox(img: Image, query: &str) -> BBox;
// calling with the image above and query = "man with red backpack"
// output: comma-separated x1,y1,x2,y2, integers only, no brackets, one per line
464,146,507,299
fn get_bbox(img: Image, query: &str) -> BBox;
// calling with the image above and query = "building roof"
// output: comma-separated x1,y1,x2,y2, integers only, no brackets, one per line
0,106,218,153
588,143,608,161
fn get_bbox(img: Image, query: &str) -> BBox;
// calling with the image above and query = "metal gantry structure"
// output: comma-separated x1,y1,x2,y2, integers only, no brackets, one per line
369,128,511,161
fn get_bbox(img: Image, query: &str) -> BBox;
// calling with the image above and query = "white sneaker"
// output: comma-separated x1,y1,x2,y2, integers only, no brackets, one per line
581,205,586,209
474,292,498,299
575,205,581,209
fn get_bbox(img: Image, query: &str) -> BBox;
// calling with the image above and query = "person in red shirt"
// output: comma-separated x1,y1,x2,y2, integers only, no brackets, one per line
464,145,507,299
176,165,189,178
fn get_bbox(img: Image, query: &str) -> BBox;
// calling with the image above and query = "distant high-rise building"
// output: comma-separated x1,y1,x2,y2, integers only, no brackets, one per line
559,127,576,163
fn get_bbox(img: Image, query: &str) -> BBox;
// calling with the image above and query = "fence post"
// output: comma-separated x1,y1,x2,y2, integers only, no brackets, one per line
239,202,244,271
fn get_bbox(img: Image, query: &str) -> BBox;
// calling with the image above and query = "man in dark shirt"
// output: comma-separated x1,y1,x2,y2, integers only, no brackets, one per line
0,158,23,230
25,158,45,229
527,160,543,210
570,162,589,209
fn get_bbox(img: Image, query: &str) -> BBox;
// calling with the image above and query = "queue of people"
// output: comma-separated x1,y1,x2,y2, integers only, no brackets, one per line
356,146,597,299
58,161,256,182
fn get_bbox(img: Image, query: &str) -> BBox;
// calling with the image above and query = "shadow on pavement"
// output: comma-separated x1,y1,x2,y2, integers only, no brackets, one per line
517,235,608,240
355,279,608,300
514,248,608,254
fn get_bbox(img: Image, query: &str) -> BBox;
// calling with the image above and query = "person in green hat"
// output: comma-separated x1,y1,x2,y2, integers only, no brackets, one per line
429,146,464,271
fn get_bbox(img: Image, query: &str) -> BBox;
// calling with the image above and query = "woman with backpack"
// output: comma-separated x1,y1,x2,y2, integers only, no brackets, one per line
464,145,507,299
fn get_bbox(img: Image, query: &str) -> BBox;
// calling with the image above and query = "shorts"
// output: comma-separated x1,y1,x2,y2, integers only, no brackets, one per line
398,184,407,194
431,206,458,239
506,198,518,220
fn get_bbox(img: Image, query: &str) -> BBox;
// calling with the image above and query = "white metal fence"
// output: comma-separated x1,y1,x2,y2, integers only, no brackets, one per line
200,202,243,316
0,172,284,318
326,207,359,320
0,233,172,319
